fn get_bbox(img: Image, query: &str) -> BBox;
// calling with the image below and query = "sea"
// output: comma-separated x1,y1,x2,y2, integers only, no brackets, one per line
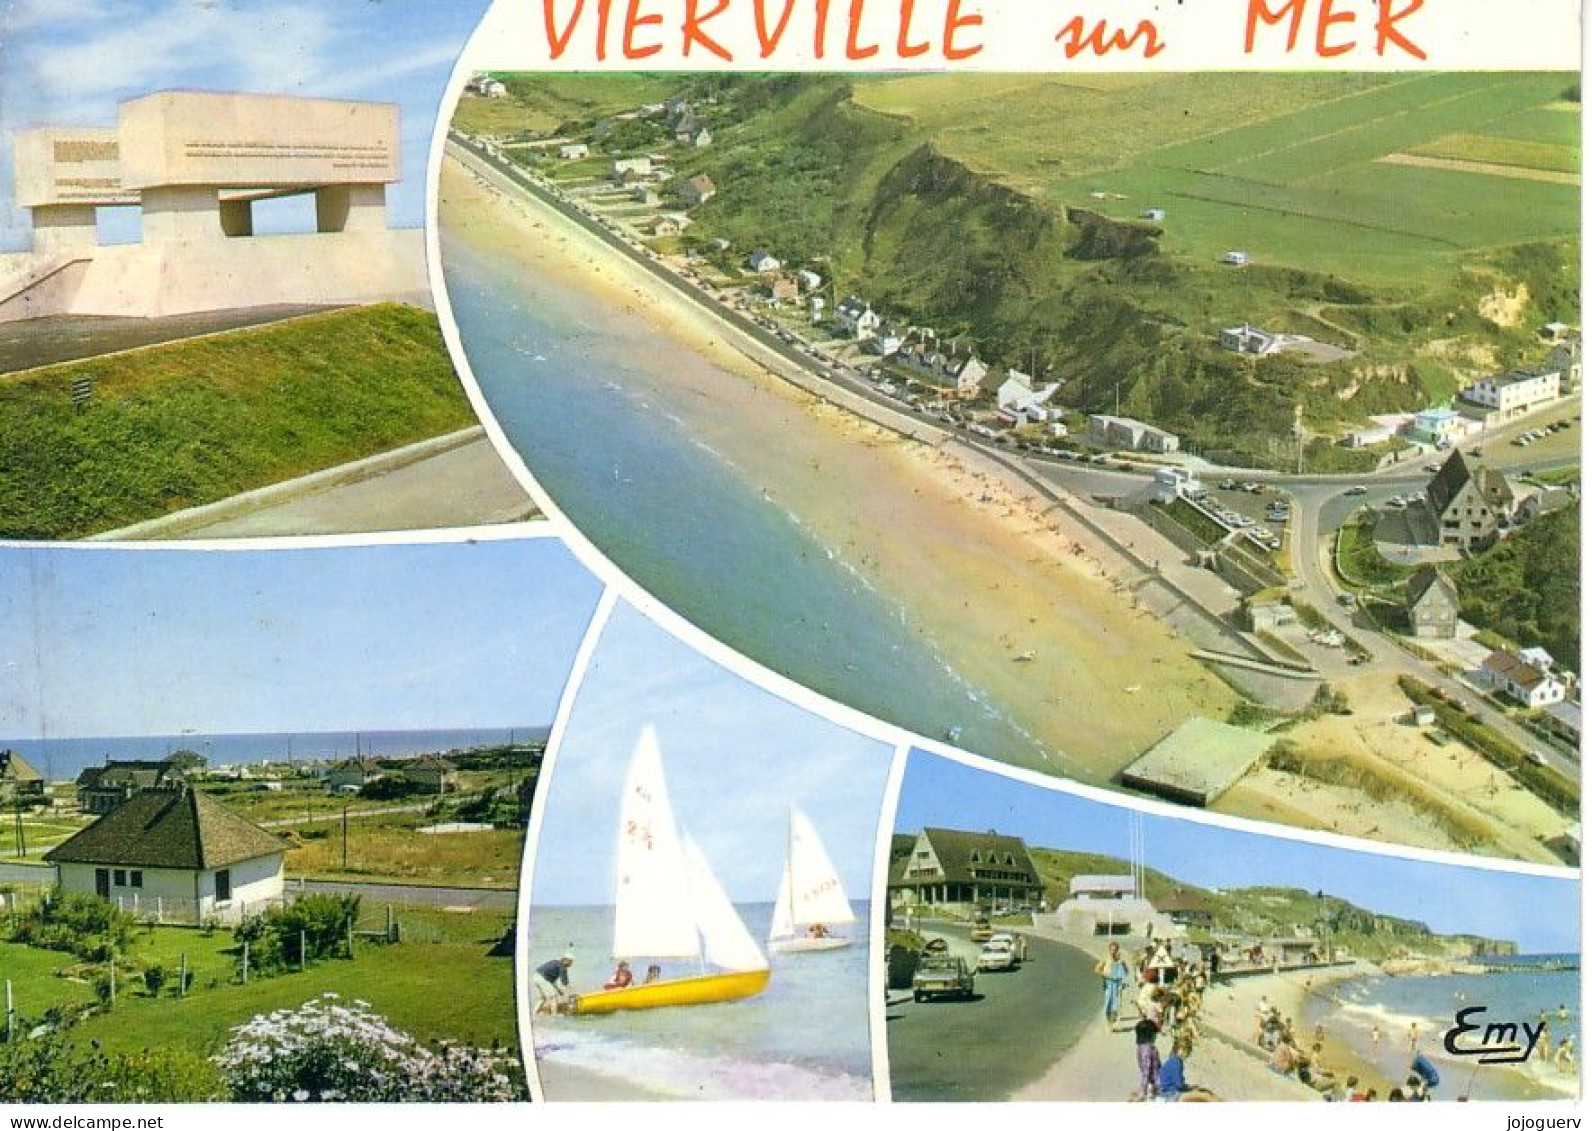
440,232,1039,763
527,902,875,1100
1307,959,1580,1100
2,727,542,783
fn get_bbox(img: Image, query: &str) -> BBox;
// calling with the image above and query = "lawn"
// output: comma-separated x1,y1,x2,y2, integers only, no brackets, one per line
5,910,518,1061
1335,512,1414,590
0,304,476,539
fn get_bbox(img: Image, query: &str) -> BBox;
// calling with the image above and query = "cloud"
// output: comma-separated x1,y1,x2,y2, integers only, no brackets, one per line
23,1,341,106
1,0,113,34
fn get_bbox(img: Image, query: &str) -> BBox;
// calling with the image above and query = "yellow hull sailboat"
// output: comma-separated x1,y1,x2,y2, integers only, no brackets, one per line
576,726,770,1014
574,968,771,1015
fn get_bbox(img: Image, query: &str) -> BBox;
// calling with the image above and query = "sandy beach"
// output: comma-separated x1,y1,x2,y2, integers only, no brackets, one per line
439,150,1236,777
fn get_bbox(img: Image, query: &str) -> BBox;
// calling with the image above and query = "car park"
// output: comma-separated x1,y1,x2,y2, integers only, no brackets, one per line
912,954,976,1002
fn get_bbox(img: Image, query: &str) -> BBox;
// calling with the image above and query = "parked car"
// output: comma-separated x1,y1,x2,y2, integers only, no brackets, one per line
912,954,976,1002
978,938,1017,972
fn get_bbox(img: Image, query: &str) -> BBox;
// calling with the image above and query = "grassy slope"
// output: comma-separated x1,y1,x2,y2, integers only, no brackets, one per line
489,73,1577,469
1451,506,1580,671
0,305,475,539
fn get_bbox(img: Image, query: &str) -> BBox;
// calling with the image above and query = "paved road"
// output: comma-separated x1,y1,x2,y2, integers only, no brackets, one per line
886,928,1097,1101
262,802,434,829
1288,475,1574,784
294,878,516,910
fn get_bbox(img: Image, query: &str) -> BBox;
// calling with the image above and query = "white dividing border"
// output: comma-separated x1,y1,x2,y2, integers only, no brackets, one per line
423,22,1579,892
869,741,913,1103
513,581,620,1103
0,519,564,557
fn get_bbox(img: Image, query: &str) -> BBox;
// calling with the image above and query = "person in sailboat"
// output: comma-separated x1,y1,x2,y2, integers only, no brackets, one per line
643,964,663,984
533,952,575,1014
808,923,831,939
605,960,635,990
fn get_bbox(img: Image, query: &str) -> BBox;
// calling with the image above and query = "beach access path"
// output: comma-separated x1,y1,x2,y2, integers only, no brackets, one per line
90,426,538,540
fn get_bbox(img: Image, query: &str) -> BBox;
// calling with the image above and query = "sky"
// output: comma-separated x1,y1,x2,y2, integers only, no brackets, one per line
0,0,492,249
0,535,603,738
531,600,897,906
896,752,1581,955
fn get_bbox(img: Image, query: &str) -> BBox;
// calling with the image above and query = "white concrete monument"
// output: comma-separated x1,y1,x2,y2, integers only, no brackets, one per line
1,91,427,321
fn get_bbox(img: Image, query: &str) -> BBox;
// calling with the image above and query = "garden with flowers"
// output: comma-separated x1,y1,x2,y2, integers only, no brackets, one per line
0,891,525,1102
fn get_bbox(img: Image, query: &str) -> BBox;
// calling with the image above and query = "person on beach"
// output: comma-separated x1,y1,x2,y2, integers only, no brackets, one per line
1268,1033,1300,1077
1345,1076,1364,1101
1407,1021,1420,1056
1158,1039,1216,1102
533,952,575,1014
1371,1025,1382,1057
1133,1012,1162,1099
1098,942,1130,1025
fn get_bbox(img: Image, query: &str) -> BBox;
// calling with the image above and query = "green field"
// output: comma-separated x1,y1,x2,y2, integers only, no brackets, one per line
0,304,475,539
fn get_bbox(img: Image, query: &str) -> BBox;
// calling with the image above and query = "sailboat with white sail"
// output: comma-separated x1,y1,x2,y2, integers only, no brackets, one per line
767,807,855,954
572,726,770,1014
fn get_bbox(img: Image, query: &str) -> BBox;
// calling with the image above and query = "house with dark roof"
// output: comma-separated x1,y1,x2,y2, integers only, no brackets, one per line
1405,567,1460,640
888,826,1042,913
1424,450,1509,550
324,755,386,793
1156,888,1215,929
75,758,186,815
396,755,458,794
45,786,287,923
679,173,716,206
0,749,46,804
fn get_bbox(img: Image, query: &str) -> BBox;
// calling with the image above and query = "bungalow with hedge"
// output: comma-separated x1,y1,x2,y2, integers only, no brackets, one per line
44,785,288,924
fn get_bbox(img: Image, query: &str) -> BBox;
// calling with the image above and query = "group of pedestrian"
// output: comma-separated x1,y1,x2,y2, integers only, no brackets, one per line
1096,939,1217,1101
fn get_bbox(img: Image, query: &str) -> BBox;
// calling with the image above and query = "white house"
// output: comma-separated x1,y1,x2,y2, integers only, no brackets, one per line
45,786,287,924
1460,368,1561,420
995,369,1060,423
1089,414,1180,454
834,295,881,340
611,156,653,179
1479,649,1567,709
794,269,823,292
746,250,782,274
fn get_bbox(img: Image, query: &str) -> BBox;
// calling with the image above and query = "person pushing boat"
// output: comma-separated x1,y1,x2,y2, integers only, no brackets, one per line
534,952,575,1014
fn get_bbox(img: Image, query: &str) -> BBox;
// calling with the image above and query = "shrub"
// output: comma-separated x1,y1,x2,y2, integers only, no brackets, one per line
143,964,168,997
213,995,524,1102
11,891,134,960
234,893,359,973
0,1032,223,1102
